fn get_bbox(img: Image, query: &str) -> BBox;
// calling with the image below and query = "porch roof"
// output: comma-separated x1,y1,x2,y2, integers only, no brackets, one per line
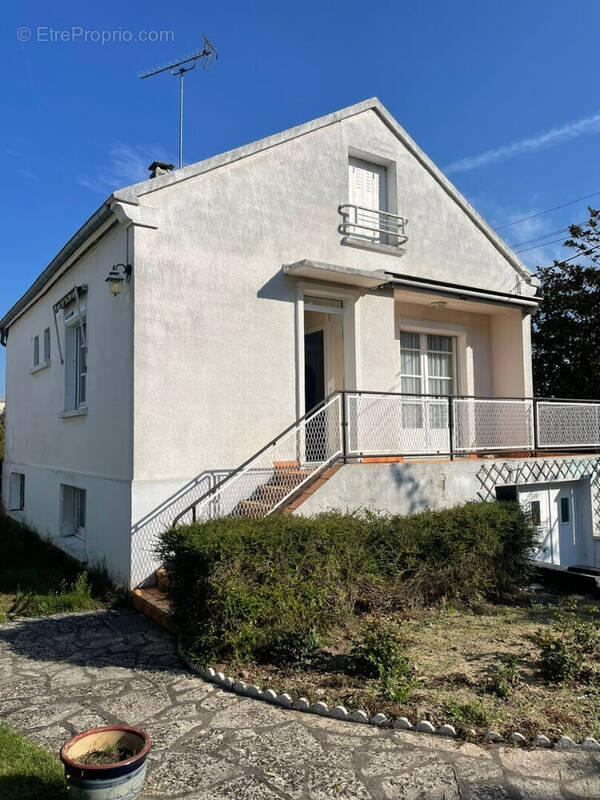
283,260,541,311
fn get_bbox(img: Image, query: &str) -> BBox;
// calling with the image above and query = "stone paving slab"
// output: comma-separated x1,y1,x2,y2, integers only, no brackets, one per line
1,609,599,799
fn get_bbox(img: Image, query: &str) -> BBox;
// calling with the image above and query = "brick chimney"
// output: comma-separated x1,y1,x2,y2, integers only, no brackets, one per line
148,161,175,179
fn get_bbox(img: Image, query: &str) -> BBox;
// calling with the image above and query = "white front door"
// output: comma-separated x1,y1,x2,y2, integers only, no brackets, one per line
519,483,579,566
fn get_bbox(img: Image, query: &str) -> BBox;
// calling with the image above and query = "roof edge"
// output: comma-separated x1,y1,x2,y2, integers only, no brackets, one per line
0,198,115,334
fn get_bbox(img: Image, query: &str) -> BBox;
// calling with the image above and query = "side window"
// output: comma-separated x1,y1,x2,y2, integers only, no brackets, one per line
43,327,51,363
64,313,87,410
33,335,40,367
560,497,570,524
9,473,25,511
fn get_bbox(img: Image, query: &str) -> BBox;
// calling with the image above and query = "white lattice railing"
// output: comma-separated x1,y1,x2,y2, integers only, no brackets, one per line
173,394,343,526
452,398,535,453
170,392,600,528
345,393,450,456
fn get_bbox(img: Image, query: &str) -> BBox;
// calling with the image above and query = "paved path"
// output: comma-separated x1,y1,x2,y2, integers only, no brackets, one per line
1,610,599,800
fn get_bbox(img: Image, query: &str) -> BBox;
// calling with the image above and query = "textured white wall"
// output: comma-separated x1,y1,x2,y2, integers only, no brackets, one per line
2,224,134,583
131,108,532,485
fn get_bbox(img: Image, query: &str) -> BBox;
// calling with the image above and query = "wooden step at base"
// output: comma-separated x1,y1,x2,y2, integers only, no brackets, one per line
131,587,174,633
155,567,168,591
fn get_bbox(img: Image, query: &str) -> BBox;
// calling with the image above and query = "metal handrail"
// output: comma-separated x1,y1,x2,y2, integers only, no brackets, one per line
171,390,600,527
172,390,343,526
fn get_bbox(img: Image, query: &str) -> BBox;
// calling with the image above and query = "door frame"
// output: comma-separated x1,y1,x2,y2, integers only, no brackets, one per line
295,283,359,418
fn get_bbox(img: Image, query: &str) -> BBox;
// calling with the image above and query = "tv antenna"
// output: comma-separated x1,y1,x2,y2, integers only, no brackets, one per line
140,36,217,169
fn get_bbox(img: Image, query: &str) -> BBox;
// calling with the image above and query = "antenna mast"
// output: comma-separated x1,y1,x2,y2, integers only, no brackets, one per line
140,36,217,169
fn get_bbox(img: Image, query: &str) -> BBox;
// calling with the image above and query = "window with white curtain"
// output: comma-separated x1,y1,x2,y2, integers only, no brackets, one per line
400,331,455,428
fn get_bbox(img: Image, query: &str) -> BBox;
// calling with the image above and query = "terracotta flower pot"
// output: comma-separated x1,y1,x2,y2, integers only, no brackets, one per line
60,725,152,800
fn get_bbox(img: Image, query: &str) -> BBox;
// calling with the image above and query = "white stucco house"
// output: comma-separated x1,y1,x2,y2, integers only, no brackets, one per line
3,98,600,587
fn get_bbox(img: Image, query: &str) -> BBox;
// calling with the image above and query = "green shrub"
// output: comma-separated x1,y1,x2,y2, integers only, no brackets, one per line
260,627,321,665
535,600,599,682
444,698,493,726
485,655,520,698
158,502,536,664
349,620,410,681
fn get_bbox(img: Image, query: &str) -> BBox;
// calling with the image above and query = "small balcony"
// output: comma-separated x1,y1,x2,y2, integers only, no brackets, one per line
339,204,408,251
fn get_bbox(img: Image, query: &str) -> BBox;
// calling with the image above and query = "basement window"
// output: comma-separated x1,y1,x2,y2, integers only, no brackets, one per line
61,485,86,539
9,473,25,511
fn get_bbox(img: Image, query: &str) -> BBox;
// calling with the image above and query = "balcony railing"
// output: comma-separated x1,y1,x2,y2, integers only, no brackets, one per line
172,391,600,528
345,392,600,458
339,204,408,248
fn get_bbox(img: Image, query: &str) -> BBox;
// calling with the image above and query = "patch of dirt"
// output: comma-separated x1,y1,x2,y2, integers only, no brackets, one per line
216,590,600,741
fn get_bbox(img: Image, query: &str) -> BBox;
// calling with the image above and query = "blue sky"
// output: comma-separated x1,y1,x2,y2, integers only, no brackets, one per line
2,0,600,393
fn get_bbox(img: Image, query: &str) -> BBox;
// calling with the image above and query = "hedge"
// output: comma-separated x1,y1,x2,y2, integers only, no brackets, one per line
158,501,537,665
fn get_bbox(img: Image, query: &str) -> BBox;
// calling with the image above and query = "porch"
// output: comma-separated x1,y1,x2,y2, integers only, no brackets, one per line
171,390,600,529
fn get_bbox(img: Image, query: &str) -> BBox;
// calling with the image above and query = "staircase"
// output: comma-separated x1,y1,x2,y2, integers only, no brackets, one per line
235,461,313,516
172,393,344,527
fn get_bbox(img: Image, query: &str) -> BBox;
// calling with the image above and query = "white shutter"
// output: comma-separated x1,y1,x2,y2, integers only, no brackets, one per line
347,158,388,243
348,157,387,212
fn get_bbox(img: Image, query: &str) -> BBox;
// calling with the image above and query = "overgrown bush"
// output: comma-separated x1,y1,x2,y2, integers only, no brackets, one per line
158,502,536,665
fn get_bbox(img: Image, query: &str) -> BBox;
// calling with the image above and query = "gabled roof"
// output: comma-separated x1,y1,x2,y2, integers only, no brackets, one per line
0,97,535,335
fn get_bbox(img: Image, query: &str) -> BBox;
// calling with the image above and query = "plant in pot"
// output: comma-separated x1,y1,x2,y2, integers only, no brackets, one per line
60,725,152,800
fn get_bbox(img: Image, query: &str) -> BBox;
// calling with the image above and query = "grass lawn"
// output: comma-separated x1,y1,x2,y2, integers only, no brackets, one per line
0,724,65,799
221,590,600,742
0,513,121,621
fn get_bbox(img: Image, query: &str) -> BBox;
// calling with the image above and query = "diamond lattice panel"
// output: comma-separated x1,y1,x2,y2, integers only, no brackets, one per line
476,457,600,534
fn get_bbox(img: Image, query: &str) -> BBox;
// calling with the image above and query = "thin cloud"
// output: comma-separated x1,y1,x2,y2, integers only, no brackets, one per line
78,143,170,194
445,111,600,175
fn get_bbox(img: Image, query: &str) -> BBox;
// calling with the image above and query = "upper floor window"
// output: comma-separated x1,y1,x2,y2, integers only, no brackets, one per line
64,309,87,411
348,157,388,214
43,327,51,363
33,335,40,367
342,157,406,249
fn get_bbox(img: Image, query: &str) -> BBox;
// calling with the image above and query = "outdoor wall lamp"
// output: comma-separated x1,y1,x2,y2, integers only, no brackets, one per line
105,263,132,296
430,300,447,310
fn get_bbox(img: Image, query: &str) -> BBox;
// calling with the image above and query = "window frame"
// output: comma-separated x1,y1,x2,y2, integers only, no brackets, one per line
399,330,457,397
43,327,51,363
63,308,87,413
33,335,40,367
9,473,25,511
60,484,86,539
75,320,87,407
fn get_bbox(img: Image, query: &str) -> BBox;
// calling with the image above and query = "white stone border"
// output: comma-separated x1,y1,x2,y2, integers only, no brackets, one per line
178,643,600,751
